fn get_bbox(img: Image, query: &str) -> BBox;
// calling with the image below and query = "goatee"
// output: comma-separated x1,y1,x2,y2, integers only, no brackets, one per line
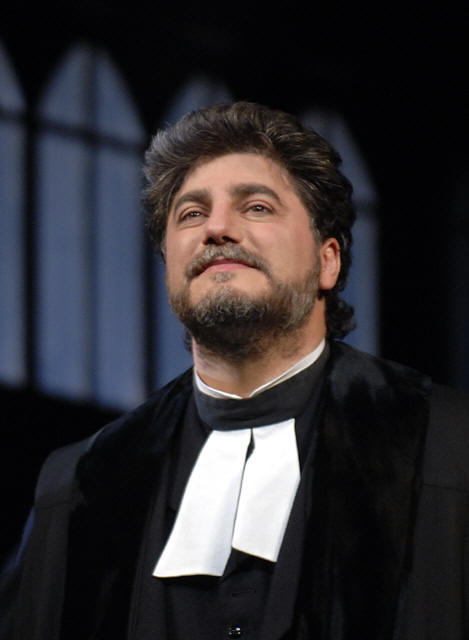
169,267,320,362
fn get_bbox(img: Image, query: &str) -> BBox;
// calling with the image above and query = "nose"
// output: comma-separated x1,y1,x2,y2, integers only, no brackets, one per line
203,206,242,245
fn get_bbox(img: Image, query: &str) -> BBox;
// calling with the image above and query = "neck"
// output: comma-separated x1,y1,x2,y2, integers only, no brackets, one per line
192,304,327,397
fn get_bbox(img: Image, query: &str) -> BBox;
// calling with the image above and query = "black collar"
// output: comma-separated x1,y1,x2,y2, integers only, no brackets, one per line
193,344,330,430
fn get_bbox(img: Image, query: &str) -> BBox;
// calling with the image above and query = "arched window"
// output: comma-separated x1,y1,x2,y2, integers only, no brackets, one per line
0,42,25,386
302,110,380,355
36,44,146,408
152,76,232,387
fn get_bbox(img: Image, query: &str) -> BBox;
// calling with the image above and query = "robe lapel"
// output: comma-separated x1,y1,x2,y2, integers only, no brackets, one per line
60,370,193,639
298,342,431,640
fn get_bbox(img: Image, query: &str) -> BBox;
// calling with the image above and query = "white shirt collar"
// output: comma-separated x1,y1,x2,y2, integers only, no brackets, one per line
194,338,326,399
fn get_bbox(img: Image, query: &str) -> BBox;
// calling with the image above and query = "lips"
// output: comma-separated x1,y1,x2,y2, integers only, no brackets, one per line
199,258,256,274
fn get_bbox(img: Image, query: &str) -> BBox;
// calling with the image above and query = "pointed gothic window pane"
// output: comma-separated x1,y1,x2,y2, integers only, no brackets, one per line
0,42,24,112
94,147,144,407
153,77,232,388
0,43,25,385
40,45,95,128
95,53,143,144
37,44,145,408
36,135,92,397
163,74,232,125
302,110,380,355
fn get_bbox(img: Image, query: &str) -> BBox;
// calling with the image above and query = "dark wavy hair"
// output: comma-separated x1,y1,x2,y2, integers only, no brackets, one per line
143,102,356,339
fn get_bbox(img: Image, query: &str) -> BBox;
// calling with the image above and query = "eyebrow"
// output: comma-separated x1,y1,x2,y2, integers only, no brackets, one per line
172,183,284,216
171,189,211,215
229,183,283,205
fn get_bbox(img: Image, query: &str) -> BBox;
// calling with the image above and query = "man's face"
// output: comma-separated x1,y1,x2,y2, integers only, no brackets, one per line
164,152,330,357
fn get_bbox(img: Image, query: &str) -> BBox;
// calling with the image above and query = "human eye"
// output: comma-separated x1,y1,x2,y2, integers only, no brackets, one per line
245,202,274,216
177,208,205,225
182,210,201,219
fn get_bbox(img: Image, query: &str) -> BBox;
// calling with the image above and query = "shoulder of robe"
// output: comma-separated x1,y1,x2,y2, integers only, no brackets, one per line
329,342,469,492
35,368,194,508
421,382,469,491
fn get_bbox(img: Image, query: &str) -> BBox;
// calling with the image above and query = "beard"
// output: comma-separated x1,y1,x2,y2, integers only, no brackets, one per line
168,247,321,361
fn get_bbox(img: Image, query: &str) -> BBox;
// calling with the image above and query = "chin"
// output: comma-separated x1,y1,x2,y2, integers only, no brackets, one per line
189,274,269,305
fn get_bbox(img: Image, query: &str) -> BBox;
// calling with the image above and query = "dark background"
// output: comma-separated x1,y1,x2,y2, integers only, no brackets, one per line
1,2,468,562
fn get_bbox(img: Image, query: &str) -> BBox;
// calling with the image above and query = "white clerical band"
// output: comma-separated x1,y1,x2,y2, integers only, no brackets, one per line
153,418,300,578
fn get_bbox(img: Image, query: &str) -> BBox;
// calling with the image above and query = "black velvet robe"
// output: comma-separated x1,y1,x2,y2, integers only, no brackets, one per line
5,342,469,639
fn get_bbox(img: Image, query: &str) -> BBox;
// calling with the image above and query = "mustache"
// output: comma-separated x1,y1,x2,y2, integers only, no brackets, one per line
185,245,272,279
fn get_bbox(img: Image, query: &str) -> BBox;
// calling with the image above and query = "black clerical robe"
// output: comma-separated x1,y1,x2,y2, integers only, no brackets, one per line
128,352,326,640
3,342,469,639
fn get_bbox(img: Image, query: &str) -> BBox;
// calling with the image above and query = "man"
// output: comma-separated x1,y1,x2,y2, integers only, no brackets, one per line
2,102,469,639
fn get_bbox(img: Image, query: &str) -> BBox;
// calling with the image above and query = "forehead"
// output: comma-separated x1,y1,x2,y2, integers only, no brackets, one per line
173,152,296,201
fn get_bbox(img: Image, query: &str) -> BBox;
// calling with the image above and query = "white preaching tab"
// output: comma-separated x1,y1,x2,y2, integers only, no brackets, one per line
232,419,300,561
153,419,300,578
153,428,252,577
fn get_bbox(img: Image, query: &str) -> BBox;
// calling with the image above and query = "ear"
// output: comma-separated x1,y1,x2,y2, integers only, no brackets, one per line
319,237,341,290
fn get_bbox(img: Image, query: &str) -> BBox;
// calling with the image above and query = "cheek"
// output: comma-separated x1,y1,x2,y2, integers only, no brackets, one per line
271,233,317,271
164,237,186,277
165,228,197,262
164,253,184,292
293,230,318,261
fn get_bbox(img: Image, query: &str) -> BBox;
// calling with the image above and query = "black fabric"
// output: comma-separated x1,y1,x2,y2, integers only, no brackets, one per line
133,370,327,640
5,343,461,640
295,344,431,639
397,383,469,639
60,369,194,640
